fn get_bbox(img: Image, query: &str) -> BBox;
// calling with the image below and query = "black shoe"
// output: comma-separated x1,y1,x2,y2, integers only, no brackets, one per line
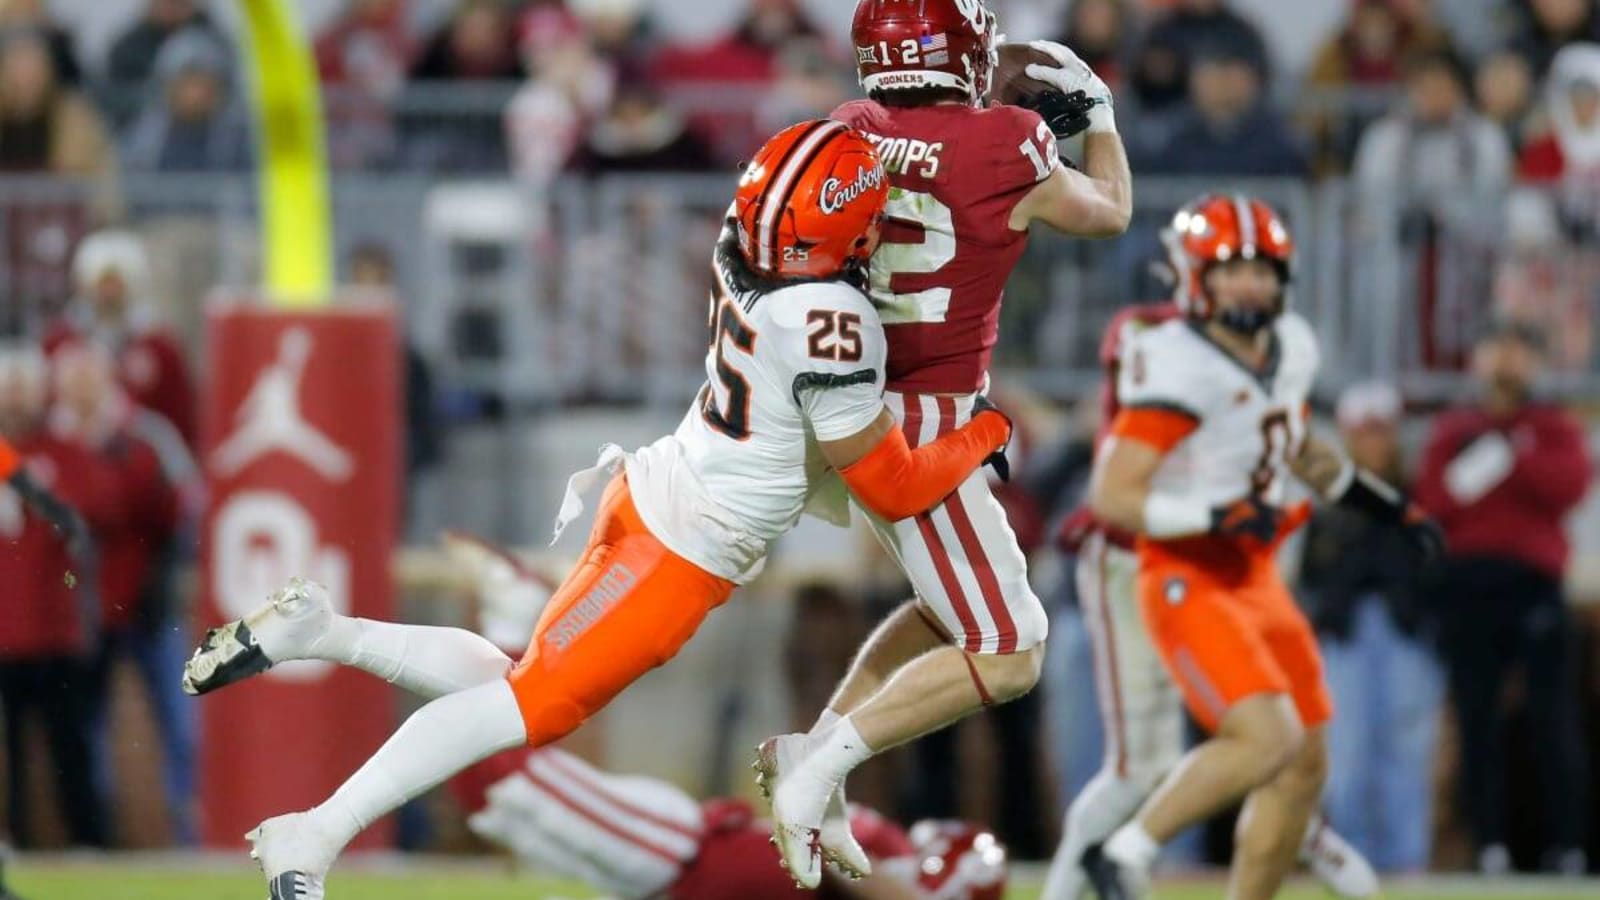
1083,843,1145,900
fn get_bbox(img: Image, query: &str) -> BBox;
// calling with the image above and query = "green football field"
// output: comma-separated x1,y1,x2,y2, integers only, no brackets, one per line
10,859,1600,900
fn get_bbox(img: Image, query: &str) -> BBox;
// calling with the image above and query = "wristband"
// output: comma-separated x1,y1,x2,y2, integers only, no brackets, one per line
1141,492,1211,539
1086,99,1117,135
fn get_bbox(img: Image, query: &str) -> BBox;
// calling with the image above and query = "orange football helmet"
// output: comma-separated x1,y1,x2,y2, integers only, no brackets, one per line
1164,193,1294,324
732,119,888,281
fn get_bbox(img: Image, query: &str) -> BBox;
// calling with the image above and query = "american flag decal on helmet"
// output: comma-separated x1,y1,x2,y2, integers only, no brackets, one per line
921,32,950,66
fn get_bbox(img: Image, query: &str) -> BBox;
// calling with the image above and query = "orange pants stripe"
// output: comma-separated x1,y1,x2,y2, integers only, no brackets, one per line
508,475,736,745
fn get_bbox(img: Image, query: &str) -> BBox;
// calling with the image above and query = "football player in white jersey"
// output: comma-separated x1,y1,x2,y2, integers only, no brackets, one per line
1076,196,1442,900
179,120,1014,900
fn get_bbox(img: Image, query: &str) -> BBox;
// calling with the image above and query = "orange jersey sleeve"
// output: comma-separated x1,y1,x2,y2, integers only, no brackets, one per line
1109,405,1199,453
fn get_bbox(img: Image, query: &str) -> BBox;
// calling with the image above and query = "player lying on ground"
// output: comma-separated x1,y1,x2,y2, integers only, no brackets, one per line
1038,304,1379,900
181,121,1016,900
439,531,1008,900
759,2,1134,886
1079,196,1442,900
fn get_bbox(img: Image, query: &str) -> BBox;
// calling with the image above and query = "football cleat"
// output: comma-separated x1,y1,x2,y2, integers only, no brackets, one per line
248,813,335,900
1083,842,1148,900
752,733,870,880
1300,815,1380,899
754,735,830,889
183,577,333,696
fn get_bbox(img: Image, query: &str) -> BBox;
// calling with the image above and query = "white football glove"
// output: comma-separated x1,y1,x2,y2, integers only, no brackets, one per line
1023,40,1116,134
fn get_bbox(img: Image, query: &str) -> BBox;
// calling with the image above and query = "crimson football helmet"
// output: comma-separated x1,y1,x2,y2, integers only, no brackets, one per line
908,820,1008,900
732,119,888,280
851,0,1000,104
1164,193,1295,328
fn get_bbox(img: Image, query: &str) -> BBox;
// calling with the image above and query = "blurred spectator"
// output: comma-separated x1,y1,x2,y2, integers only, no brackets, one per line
0,344,116,849
1354,49,1511,201
1305,0,1449,171
1310,0,1446,88
1510,0,1600,78
1415,320,1592,875
0,29,114,178
45,231,198,448
343,242,441,489
571,0,650,60
122,30,251,173
316,0,413,169
1520,42,1600,182
49,341,196,844
1052,0,1138,90
1131,0,1270,112
1298,382,1441,873
575,78,716,174
0,0,81,86
411,0,519,81
1140,47,1308,176
755,38,851,135
654,0,822,84
505,5,615,187
106,0,224,90
1475,48,1537,148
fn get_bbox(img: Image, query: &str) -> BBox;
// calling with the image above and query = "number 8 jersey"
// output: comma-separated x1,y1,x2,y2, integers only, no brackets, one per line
831,100,1058,394
1115,312,1321,510
622,257,889,584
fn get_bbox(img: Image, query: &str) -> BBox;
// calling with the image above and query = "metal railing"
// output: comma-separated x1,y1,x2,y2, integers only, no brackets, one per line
4,171,1597,408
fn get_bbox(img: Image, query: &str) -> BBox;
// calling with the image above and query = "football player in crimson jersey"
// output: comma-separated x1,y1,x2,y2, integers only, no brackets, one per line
1040,298,1380,900
1082,196,1442,900
437,532,1008,900
761,0,1132,887
181,121,1016,900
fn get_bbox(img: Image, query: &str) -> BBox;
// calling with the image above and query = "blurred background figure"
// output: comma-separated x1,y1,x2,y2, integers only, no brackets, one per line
46,230,196,448
316,0,412,168
0,344,113,850
1139,44,1307,176
1131,0,1269,114
574,77,715,175
0,0,80,86
49,341,197,845
410,0,517,82
504,4,614,188
1416,321,1592,875
1050,0,1137,91
1299,381,1442,873
121,29,250,173
1511,0,1600,77
0,28,114,180
106,0,224,96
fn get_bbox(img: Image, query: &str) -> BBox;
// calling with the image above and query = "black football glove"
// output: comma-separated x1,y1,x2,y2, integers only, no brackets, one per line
971,394,1013,483
1020,89,1099,142
1209,496,1283,545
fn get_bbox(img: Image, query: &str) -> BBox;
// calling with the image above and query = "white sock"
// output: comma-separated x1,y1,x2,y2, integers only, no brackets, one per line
1042,770,1151,899
307,679,527,850
810,707,842,736
1105,821,1161,870
805,716,873,785
313,618,513,699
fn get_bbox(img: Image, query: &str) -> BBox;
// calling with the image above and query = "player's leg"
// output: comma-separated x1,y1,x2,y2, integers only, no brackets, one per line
182,576,514,700
468,749,701,899
1231,589,1339,900
1229,727,1329,900
817,598,949,721
1043,535,1183,900
1097,577,1304,897
247,477,734,899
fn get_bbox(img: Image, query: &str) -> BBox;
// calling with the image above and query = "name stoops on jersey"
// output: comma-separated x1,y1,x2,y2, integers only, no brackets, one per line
855,129,943,180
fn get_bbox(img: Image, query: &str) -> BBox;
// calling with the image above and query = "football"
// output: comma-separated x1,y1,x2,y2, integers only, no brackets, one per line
990,42,1059,107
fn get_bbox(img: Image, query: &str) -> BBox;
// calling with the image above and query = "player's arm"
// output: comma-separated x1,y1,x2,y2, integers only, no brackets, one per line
1006,41,1132,238
1293,434,1445,561
0,437,90,553
1091,409,1284,545
819,401,1012,522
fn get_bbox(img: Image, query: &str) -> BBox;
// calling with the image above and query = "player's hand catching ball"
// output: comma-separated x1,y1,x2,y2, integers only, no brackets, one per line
1020,90,1099,142
1210,495,1283,545
971,394,1013,483
1023,40,1116,134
